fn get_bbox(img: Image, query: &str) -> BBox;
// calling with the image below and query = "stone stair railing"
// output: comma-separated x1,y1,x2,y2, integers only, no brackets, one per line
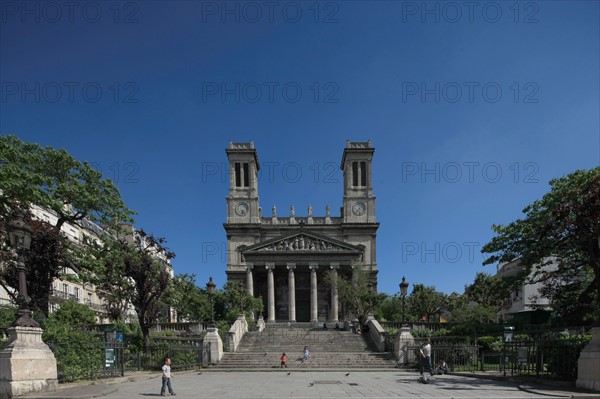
227,314,248,352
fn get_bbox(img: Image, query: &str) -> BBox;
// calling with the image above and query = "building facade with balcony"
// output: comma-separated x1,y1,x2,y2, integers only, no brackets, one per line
1,204,174,324
496,258,556,324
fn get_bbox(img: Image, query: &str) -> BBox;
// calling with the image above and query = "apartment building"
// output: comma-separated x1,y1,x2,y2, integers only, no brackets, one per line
1,205,174,323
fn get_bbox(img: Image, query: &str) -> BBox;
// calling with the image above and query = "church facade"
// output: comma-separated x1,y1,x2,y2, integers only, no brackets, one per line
224,141,379,323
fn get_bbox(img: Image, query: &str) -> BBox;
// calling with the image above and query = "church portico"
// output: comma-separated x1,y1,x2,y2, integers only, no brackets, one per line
240,256,359,323
224,141,379,323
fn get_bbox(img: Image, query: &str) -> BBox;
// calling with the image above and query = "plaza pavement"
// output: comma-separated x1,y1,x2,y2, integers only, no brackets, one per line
22,370,600,399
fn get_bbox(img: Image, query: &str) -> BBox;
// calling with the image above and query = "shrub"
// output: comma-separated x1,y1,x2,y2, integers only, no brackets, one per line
478,336,502,352
411,327,434,338
545,335,591,379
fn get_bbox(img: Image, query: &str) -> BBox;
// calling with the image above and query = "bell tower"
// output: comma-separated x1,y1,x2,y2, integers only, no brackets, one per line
226,142,260,224
341,140,376,223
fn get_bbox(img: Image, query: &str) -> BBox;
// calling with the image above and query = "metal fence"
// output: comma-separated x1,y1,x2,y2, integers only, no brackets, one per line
46,337,205,383
46,340,125,383
389,333,590,381
402,344,479,372
484,336,590,380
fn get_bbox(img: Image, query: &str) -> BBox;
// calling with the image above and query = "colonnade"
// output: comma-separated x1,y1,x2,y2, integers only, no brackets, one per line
244,262,341,323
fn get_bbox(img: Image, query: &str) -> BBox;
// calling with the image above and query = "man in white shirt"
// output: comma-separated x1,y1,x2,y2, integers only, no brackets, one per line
419,338,434,379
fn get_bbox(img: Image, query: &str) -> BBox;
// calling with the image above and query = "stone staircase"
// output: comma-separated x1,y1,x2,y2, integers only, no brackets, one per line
217,323,397,369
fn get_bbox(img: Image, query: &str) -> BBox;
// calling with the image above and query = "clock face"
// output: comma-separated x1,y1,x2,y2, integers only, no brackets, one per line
236,202,249,216
352,201,366,216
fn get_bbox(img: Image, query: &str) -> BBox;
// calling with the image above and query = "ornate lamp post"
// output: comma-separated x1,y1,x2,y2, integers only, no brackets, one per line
400,276,409,326
207,276,216,327
7,209,38,327
1,209,58,397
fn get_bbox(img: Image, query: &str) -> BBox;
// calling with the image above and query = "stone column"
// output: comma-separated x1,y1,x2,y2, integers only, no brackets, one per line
245,264,254,297
266,263,275,322
330,263,340,323
203,326,223,366
395,326,415,367
287,263,296,322
309,263,319,325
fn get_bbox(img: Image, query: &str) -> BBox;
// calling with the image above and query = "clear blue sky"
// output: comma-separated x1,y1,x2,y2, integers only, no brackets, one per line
1,1,598,295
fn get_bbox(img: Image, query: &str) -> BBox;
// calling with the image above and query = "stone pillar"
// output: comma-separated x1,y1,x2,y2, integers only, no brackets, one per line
245,264,254,297
394,325,415,367
309,263,319,325
577,326,600,392
330,263,340,323
287,263,296,322
203,326,223,366
0,326,58,398
266,263,275,322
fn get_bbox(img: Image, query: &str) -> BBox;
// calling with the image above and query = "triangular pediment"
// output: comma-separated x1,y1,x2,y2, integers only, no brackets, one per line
243,231,363,254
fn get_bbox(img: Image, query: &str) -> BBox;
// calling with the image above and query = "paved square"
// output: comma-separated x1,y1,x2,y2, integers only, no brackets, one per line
97,371,572,399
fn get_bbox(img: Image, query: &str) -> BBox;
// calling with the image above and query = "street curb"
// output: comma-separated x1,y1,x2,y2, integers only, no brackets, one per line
518,385,600,399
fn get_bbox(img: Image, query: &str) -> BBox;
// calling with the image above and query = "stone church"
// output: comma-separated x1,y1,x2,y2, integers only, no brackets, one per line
224,141,378,324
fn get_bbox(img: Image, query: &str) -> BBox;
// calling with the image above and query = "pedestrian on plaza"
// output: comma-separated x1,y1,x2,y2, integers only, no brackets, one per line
280,352,288,368
160,357,176,396
419,338,435,380
302,346,309,363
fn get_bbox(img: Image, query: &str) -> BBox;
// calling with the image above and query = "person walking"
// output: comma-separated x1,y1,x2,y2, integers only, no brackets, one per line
160,357,176,396
280,352,288,368
302,346,309,363
419,338,434,381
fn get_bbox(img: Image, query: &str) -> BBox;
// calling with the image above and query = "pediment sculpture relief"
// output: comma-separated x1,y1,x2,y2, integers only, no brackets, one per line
256,234,349,252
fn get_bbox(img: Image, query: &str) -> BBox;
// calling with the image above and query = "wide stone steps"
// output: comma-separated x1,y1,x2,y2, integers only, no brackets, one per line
216,326,397,369
218,353,396,368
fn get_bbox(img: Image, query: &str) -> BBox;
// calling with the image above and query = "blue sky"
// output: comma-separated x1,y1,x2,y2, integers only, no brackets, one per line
1,1,598,295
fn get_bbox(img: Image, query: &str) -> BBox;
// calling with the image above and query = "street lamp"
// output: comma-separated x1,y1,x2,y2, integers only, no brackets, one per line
7,209,38,327
400,276,409,325
207,276,216,327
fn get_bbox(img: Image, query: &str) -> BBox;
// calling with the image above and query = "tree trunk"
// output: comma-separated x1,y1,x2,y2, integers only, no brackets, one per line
140,322,150,353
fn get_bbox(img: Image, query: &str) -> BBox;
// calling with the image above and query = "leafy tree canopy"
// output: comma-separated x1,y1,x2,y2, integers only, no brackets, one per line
0,134,134,230
482,167,600,323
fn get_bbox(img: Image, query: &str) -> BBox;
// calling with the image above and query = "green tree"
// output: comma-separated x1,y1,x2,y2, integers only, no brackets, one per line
406,284,447,322
0,135,134,317
166,273,202,322
464,272,504,308
89,230,173,351
326,267,384,326
482,167,600,324
216,281,264,322
0,135,134,230
375,293,401,321
122,231,173,351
